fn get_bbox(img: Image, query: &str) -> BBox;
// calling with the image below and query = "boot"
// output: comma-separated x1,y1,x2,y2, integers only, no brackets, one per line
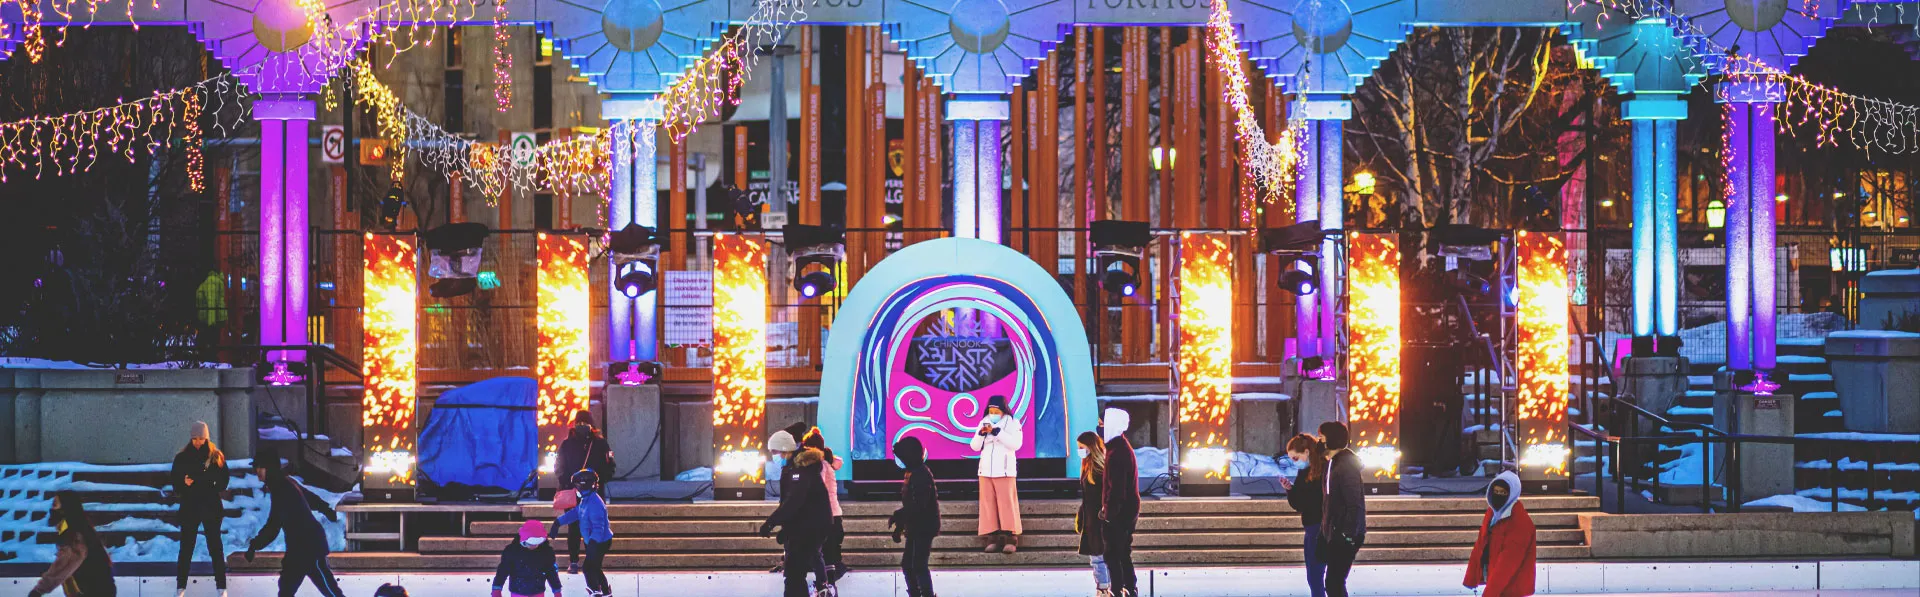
1001,533,1019,554
982,532,1004,553
568,561,582,574
1095,588,1113,597
176,590,187,597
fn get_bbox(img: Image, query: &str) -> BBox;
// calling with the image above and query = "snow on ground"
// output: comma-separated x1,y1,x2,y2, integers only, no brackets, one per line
1667,406,1714,417
675,467,713,482
1795,487,1920,503
0,357,233,369
256,426,329,441
1795,458,1920,472
1744,494,1866,512
1797,432,1920,442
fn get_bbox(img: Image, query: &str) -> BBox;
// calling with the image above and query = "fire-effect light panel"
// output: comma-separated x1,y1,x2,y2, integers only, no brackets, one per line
1347,233,1402,480
713,234,769,498
1176,233,1234,488
537,233,592,466
362,233,418,484
1516,231,1571,476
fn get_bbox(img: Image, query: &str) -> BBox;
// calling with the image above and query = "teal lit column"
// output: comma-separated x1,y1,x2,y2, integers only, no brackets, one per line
948,95,1009,243
1624,96,1685,354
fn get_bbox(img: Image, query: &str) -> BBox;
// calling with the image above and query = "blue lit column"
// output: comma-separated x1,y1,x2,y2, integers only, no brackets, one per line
949,96,1008,242
1625,97,1685,353
606,97,661,362
1294,97,1348,365
1721,82,1780,384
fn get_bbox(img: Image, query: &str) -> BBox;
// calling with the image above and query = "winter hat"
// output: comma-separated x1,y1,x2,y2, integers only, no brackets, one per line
986,395,1009,414
767,430,799,453
518,519,548,542
190,421,210,440
1487,470,1522,526
782,421,812,441
1102,407,1131,442
892,436,926,468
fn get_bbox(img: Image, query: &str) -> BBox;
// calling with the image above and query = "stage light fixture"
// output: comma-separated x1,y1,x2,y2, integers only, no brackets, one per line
616,260,657,298
1093,220,1151,299
610,224,661,298
378,184,407,230
1280,262,1318,297
784,224,845,302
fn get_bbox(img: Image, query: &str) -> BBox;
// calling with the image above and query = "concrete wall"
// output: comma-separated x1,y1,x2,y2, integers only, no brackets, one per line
4,368,254,464
1582,511,1917,558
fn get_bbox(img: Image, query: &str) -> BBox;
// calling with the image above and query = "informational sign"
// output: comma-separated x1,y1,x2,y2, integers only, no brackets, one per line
510,132,537,168
321,125,347,164
664,308,713,347
662,270,713,306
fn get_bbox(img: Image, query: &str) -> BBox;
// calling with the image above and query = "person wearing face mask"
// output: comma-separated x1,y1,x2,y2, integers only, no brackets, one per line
492,520,563,597
969,395,1025,553
1280,433,1329,597
171,421,230,597
1319,421,1367,597
800,427,850,583
760,429,835,597
556,410,615,574
1098,408,1142,597
1464,471,1536,596
30,491,113,597
1074,431,1110,597
888,436,941,597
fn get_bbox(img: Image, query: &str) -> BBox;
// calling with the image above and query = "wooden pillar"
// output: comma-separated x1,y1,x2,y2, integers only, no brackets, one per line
1121,28,1151,364
1037,52,1059,275
845,27,869,287
1072,27,1091,324
1205,45,1236,229
867,26,887,253
1158,27,1173,227
1011,89,1028,254
903,59,919,244
801,26,820,225
1263,78,1293,360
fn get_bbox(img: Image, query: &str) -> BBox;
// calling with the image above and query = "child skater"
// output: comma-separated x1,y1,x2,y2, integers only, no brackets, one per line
888,436,941,597
493,519,564,597
550,470,612,597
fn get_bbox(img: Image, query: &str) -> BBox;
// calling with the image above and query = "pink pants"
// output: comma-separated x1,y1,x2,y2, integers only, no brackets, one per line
977,476,1023,535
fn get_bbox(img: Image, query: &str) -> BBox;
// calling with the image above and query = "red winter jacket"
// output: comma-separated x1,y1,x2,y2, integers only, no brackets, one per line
1464,502,1537,597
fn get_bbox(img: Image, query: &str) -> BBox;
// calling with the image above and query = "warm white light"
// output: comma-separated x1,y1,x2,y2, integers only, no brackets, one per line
367,450,416,475
1351,171,1376,195
716,450,766,475
1520,443,1570,471
1355,446,1402,474
539,450,557,474
1184,447,1232,476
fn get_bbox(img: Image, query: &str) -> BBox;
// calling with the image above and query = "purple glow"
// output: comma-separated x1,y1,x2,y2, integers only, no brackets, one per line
259,119,286,352
614,362,653,387
1315,120,1343,357
1749,104,1777,371
1738,371,1781,395
1293,122,1321,358
285,118,311,350
952,121,978,239
1724,103,1753,372
264,361,304,387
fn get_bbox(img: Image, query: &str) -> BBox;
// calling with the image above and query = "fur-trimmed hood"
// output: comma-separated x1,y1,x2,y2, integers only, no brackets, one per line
792,447,825,469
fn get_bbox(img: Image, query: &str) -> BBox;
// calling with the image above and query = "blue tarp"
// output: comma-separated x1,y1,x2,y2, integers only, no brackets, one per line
419,377,539,493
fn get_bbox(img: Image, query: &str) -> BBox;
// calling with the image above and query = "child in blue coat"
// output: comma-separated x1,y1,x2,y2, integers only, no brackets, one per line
550,470,612,597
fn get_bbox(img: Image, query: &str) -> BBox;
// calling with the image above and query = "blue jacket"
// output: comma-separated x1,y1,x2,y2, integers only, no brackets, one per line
554,489,613,543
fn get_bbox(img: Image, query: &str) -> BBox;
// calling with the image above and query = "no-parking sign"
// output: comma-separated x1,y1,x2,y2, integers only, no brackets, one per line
321,125,346,164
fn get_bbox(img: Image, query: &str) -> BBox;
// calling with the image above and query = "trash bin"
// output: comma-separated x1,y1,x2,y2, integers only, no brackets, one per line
1825,330,1920,433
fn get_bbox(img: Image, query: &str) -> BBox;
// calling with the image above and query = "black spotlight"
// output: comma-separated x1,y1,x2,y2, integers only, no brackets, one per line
1279,260,1318,297
378,183,407,230
1092,220,1151,298
610,224,661,298
423,222,490,298
784,223,844,302
1263,220,1323,297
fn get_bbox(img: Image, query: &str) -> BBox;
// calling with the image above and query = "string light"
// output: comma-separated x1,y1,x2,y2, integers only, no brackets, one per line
493,1,513,112
659,0,807,141
1206,0,1306,214
0,76,241,186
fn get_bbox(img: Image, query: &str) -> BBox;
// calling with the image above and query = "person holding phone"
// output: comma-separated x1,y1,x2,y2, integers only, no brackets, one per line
970,396,1025,554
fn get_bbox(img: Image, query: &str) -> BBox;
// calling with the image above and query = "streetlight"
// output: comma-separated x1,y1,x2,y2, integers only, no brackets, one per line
1706,200,1726,228
1150,147,1176,171
1351,171,1376,195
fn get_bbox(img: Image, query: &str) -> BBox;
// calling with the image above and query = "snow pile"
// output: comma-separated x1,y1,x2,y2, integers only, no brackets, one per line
256,427,329,441
675,467,714,482
1675,312,1852,365
1795,458,1920,472
0,358,232,370
1744,494,1865,512
1136,447,1169,478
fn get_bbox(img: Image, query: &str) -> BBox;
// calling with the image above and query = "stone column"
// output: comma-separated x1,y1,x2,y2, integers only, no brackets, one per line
1626,97,1686,352
1722,82,1780,383
256,96,316,362
606,97,661,362
1293,97,1348,362
948,95,1008,243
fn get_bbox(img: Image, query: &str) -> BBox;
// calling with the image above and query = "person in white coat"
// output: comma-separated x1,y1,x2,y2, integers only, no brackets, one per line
971,395,1024,553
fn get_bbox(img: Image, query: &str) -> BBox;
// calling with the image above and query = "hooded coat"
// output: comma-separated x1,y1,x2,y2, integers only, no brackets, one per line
493,520,563,596
1465,472,1536,596
247,463,339,557
763,447,832,540
890,437,942,537
1100,408,1141,522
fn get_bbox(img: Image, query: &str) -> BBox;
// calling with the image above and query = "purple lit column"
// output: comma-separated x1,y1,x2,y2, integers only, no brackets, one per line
1292,98,1349,365
257,97,315,361
1292,122,1321,359
605,97,662,363
1721,83,1779,375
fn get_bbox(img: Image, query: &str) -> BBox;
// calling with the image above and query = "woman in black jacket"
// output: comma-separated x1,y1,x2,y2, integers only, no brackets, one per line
1282,433,1328,597
244,451,345,597
172,421,230,597
1075,431,1110,597
759,430,832,597
556,409,614,573
31,491,114,597
888,436,940,597
1319,422,1368,597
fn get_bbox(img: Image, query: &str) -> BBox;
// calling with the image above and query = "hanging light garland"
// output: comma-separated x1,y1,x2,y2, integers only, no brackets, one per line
1205,0,1306,215
0,74,244,189
659,0,807,141
493,0,513,112
1574,0,1920,155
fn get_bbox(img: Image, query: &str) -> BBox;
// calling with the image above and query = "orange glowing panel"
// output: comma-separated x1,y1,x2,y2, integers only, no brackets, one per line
362,233,417,483
537,233,592,461
1346,232,1402,480
1176,233,1234,481
1516,231,1571,476
713,234,769,492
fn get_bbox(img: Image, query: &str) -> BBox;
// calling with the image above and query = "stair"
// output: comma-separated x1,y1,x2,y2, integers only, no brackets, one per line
0,463,257,561
231,495,1600,571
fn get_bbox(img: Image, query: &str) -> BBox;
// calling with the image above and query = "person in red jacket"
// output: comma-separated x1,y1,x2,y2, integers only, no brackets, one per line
1464,471,1536,596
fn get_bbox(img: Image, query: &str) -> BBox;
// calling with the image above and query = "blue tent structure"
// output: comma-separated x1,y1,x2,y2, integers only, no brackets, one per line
419,377,540,499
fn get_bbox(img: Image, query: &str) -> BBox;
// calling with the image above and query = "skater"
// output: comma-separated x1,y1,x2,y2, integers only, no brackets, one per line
493,520,564,597
759,429,834,597
30,491,114,597
1100,408,1141,597
1074,431,1110,597
550,470,612,597
1464,471,1537,597
244,451,345,597
172,421,230,597
1320,421,1368,597
888,436,940,597
1281,433,1328,597
970,395,1023,553
556,409,614,574
801,427,850,582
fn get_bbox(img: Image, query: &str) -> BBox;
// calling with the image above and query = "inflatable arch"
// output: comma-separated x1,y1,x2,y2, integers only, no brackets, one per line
817,237,1096,481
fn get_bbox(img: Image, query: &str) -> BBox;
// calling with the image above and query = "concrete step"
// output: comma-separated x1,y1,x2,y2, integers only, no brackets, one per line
418,528,1589,554
514,496,1599,522
471,512,1590,538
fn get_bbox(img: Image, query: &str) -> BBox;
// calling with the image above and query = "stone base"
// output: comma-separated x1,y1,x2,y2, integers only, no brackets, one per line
606,384,662,481
1622,356,1689,418
5,368,254,463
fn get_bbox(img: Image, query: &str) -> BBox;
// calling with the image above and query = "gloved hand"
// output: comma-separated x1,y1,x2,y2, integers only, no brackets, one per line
891,529,904,544
244,549,257,562
758,521,776,538
29,590,46,597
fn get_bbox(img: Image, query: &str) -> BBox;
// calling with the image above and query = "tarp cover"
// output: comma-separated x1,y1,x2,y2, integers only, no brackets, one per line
419,377,539,493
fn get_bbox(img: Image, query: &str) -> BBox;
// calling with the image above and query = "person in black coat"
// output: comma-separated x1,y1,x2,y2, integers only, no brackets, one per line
888,436,940,597
31,491,114,597
491,519,563,597
1319,421,1368,597
172,421,231,596
556,409,615,573
1099,408,1142,597
1075,431,1110,596
244,451,345,597
758,430,832,597
1282,433,1329,597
